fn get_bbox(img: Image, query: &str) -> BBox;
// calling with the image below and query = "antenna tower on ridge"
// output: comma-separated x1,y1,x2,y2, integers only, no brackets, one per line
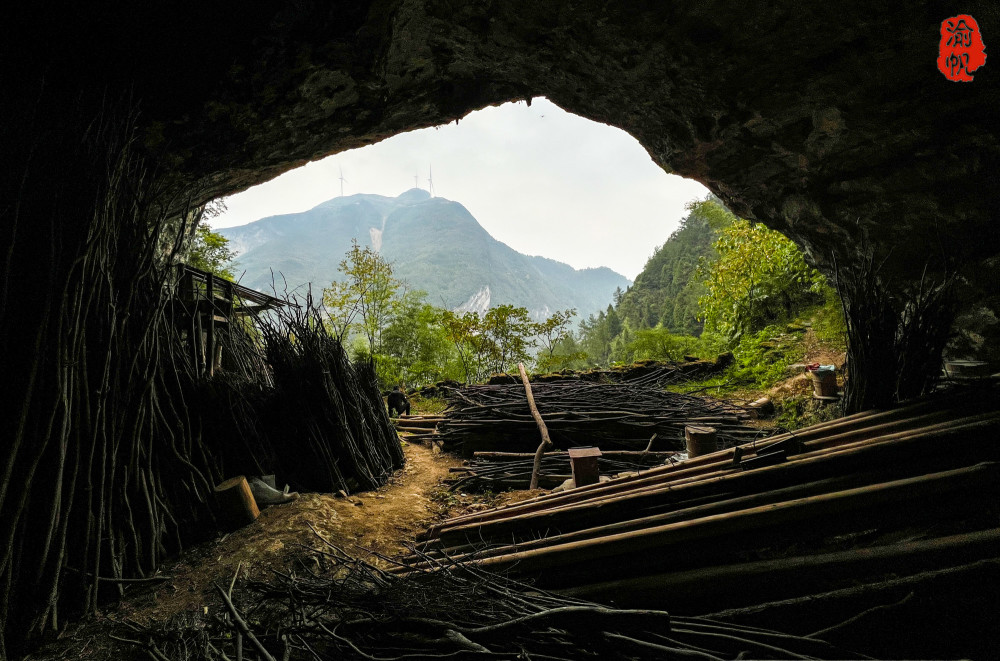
414,171,420,190
338,166,348,197
428,165,435,197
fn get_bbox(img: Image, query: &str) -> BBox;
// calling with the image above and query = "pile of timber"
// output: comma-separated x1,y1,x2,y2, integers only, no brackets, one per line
403,386,1000,658
487,355,733,386
392,414,444,443
446,450,679,492
437,380,765,456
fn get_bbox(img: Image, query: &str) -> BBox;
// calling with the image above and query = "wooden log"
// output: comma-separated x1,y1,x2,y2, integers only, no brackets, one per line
214,476,259,529
423,469,898,561
422,408,987,539
436,400,939,523
556,528,1000,611
429,417,999,548
393,417,444,429
520,363,554,490
698,558,1000,660
394,426,440,434
468,462,1000,578
473,450,678,461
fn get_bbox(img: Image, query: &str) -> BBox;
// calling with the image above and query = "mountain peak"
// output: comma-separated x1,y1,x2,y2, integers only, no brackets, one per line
218,191,630,318
395,188,431,204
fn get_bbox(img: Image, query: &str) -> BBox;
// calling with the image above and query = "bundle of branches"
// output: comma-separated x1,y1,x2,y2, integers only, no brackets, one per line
118,539,859,661
184,294,404,495
501,356,734,387
0,107,226,655
437,381,766,455
833,240,957,413
255,296,405,493
0,103,402,655
447,451,679,492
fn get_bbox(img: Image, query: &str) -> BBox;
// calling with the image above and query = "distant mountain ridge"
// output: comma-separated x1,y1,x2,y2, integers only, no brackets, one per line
219,189,631,319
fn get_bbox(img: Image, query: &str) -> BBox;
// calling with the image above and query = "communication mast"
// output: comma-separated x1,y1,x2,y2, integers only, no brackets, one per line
414,171,420,189
428,164,435,197
339,166,348,197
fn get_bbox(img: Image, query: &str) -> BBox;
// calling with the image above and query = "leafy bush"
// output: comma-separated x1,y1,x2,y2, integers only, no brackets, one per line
628,326,703,362
697,206,826,341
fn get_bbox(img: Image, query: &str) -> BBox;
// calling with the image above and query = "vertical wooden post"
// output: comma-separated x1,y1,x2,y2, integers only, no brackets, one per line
568,447,602,487
195,307,206,376
519,363,554,490
684,425,718,457
206,273,216,377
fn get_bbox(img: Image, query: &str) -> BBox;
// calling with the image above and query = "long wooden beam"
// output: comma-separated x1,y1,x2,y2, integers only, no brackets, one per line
426,414,999,546
556,528,1000,610
468,462,1000,578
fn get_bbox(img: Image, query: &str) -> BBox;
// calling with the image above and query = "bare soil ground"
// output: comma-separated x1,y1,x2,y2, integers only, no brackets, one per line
26,441,523,660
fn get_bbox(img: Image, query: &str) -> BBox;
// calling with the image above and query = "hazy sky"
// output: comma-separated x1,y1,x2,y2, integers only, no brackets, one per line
208,97,709,280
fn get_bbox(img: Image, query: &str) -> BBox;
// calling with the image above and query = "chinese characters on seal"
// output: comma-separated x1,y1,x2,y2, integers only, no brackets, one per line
938,15,986,82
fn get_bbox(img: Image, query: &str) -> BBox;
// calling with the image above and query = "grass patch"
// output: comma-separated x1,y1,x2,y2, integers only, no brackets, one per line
410,395,449,416
774,395,844,431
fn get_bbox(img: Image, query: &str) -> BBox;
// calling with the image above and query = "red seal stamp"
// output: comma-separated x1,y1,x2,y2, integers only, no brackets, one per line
938,15,987,82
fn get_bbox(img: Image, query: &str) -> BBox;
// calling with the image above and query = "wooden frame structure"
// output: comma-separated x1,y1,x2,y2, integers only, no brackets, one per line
174,264,284,377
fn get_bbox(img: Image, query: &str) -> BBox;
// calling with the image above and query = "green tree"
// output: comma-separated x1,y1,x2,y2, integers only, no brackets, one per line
698,212,827,340
481,304,537,375
187,224,237,279
578,310,614,368
323,239,403,353
546,332,589,371
628,326,701,362
440,309,488,383
534,308,577,372
380,291,458,385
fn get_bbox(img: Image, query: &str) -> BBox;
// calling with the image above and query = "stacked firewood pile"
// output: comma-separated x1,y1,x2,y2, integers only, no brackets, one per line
406,385,1000,659
119,538,863,660
436,380,766,456
446,450,678,492
488,355,735,385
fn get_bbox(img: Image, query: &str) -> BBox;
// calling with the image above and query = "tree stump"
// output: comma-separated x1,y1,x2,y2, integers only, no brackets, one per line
684,426,718,457
214,476,260,529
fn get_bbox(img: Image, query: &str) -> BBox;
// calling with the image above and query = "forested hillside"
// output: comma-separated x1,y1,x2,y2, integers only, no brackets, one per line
548,197,842,384
615,202,717,336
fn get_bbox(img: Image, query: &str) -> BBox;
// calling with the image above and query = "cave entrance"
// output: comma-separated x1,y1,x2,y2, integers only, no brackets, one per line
209,97,708,286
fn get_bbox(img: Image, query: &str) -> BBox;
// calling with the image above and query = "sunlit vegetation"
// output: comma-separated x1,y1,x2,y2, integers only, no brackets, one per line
320,240,577,387
543,197,846,393
202,196,844,397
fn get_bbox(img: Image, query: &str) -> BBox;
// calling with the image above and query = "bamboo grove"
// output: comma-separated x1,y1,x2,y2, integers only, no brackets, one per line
0,105,402,657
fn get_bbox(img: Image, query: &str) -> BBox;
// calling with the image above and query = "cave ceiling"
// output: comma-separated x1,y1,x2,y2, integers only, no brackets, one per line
12,1,1000,278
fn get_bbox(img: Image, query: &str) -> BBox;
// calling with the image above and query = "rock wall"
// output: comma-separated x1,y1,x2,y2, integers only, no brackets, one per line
6,2,998,278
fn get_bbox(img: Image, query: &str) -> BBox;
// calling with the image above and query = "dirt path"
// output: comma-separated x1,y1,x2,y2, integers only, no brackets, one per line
28,441,534,660
61,443,465,637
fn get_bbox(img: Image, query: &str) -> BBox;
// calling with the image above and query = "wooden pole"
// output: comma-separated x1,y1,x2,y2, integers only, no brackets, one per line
426,415,1000,547
423,406,981,539
471,462,1000,577
206,273,216,378
520,363,553,490
557,528,1000,610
